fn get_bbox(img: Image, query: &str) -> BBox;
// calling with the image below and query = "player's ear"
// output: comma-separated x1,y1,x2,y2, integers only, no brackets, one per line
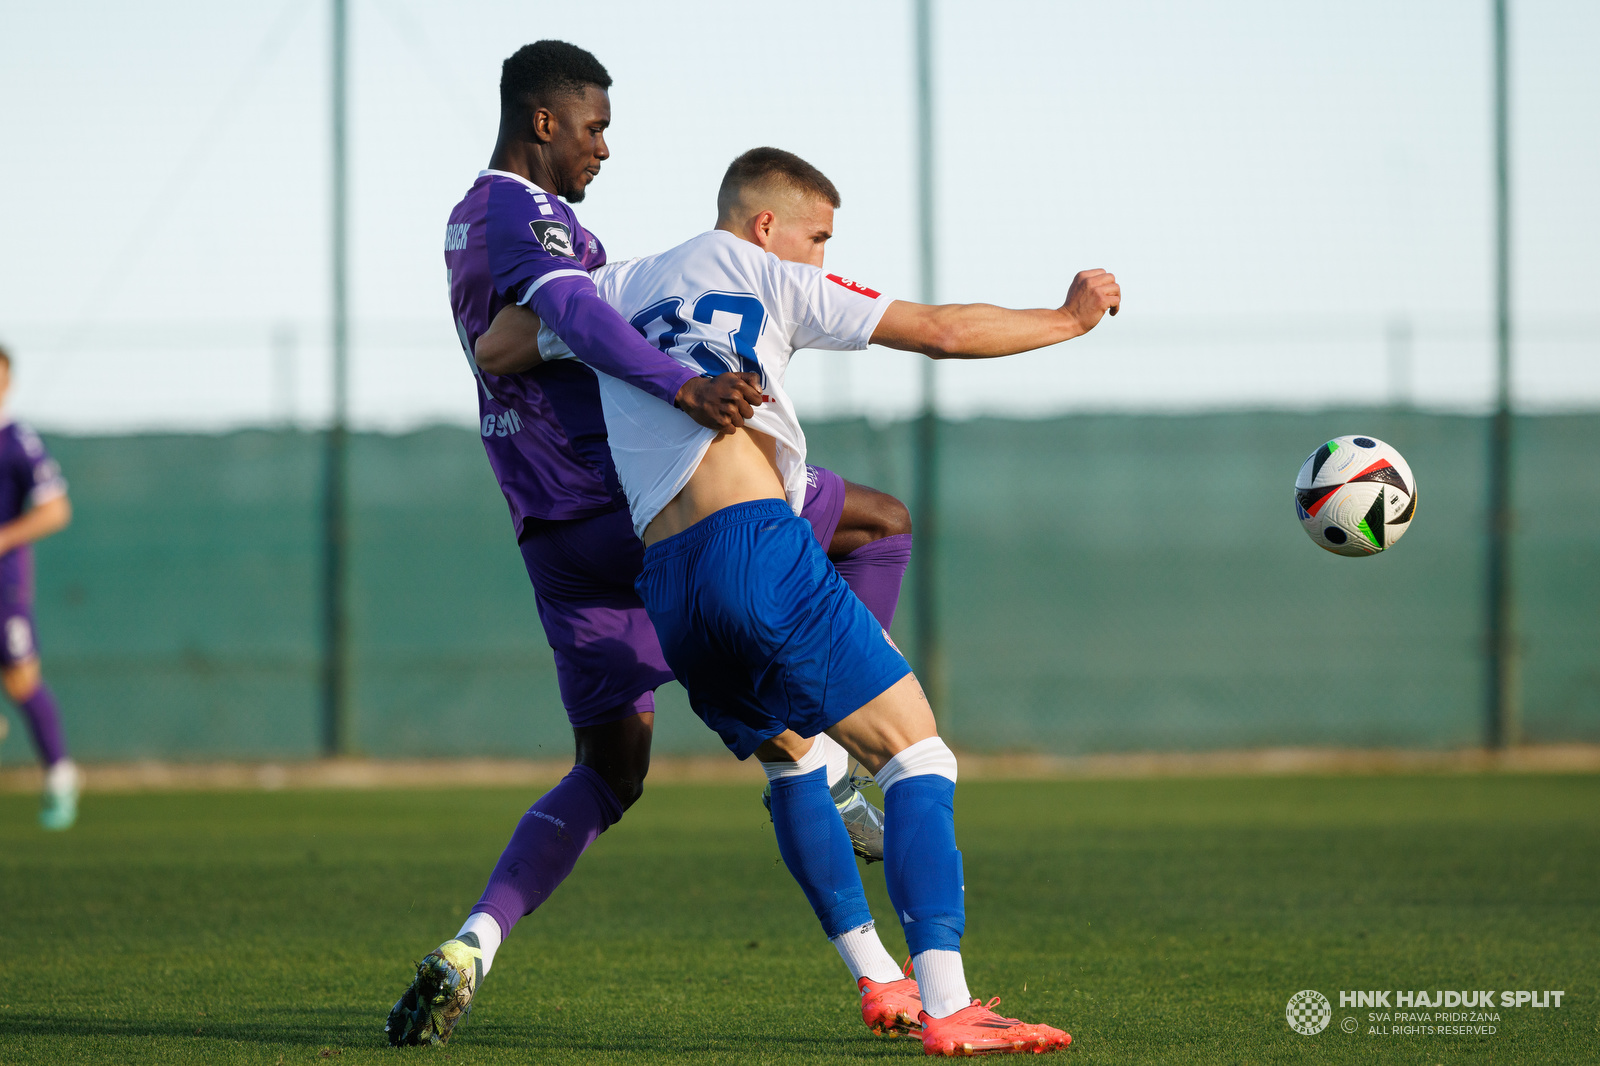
529,105,556,144
753,210,776,248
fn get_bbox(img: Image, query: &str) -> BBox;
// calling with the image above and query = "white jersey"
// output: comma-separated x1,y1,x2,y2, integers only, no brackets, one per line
540,229,892,536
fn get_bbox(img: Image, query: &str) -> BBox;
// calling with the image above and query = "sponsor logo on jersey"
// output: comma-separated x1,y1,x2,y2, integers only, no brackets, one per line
482,409,524,438
529,220,577,258
826,274,880,299
443,222,471,251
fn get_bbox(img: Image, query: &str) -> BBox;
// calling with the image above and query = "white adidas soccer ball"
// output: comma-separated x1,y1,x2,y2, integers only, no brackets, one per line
1294,435,1418,556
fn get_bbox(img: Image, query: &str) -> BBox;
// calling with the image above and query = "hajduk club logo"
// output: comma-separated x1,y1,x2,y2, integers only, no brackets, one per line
1287,990,1332,1035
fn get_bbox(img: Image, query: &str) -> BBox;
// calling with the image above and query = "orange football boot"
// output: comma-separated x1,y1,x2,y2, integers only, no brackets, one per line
919,996,1071,1056
859,968,923,1035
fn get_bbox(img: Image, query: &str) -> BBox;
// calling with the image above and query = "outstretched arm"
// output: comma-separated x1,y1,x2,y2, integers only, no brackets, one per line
870,268,1119,359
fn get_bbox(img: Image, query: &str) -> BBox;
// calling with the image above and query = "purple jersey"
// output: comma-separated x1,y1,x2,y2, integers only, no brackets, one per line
0,420,67,604
445,170,699,532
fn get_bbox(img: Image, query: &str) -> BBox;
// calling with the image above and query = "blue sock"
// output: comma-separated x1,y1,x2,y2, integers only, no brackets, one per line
769,766,873,938
883,775,964,955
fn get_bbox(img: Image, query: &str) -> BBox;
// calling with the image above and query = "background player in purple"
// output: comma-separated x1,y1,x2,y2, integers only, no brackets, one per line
386,42,914,1047
0,344,78,830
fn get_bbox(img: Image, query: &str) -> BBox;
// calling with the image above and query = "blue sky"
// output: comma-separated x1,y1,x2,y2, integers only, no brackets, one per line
1,0,1595,432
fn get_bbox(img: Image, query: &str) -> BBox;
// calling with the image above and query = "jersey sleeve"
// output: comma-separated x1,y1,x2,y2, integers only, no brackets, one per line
15,424,66,505
775,261,894,352
484,182,697,405
530,264,625,364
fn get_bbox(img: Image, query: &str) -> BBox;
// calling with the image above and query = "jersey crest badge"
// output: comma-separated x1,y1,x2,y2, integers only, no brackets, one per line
529,220,577,258
826,274,880,299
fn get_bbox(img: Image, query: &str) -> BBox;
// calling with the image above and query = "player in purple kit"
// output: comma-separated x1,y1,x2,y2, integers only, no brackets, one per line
385,42,913,1047
0,345,78,831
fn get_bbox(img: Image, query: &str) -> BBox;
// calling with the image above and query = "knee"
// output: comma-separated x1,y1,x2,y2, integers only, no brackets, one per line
607,774,646,811
872,493,913,540
573,712,655,813
840,485,913,549
574,752,648,813
2,660,39,703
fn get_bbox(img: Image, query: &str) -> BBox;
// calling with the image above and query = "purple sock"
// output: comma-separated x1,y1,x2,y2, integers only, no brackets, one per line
473,764,624,939
18,683,67,767
833,533,912,630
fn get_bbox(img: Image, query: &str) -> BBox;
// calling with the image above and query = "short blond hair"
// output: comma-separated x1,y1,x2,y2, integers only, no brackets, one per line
716,147,840,223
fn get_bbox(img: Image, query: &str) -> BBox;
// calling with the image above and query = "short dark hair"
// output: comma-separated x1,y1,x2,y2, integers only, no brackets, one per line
0,343,10,369
500,40,611,115
717,148,841,220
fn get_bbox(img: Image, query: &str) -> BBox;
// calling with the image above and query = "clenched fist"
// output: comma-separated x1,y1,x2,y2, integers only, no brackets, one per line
1060,269,1120,335
675,372,766,433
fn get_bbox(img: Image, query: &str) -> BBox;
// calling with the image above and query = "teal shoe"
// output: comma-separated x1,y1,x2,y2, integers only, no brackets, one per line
40,761,80,831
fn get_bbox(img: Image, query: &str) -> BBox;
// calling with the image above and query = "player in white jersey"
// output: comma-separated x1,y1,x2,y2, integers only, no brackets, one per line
543,226,886,537
497,148,1118,1054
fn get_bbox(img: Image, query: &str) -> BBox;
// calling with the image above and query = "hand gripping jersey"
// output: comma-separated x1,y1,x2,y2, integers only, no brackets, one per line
443,170,699,531
540,230,892,536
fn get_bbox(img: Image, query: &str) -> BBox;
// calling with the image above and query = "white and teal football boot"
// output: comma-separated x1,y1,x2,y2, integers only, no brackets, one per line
39,759,79,831
764,768,886,863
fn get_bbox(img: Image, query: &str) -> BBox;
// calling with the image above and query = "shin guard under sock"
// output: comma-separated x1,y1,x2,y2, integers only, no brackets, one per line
768,765,873,938
474,764,623,938
881,773,964,956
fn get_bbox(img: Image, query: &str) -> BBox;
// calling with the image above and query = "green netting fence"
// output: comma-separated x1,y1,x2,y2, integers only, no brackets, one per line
11,411,1597,762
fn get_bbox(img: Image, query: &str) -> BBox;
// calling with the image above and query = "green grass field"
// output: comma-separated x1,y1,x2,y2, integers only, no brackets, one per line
0,774,1595,1064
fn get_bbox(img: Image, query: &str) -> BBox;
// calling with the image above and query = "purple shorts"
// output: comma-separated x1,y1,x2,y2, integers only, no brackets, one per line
519,507,675,728
0,605,37,668
800,465,846,550
0,549,36,668
519,468,849,729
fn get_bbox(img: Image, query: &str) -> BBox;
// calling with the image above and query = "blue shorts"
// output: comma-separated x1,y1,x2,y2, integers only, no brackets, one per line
516,471,851,729
636,499,911,759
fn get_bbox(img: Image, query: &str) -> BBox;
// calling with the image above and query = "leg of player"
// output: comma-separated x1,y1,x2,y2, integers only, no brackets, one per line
761,724,887,862
387,506,673,1047
756,731,922,1035
385,704,653,1047
766,469,910,862
639,500,1063,1054
826,676,1072,1056
2,652,78,831
804,468,913,632
470,708,652,950
829,481,913,630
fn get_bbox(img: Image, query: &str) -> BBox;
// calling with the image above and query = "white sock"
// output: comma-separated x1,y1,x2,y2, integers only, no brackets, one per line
819,734,851,791
829,921,905,985
760,735,829,781
45,758,79,794
456,911,503,975
873,736,958,793
912,949,972,1018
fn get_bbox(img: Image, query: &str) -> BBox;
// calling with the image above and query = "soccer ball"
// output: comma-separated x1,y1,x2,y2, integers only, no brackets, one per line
1294,435,1417,556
